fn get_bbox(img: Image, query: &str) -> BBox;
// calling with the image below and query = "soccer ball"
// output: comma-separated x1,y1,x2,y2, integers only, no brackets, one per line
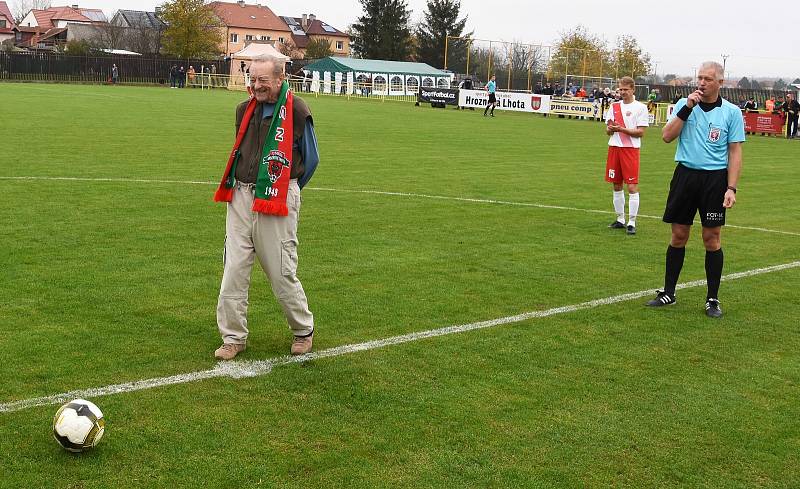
52,399,105,452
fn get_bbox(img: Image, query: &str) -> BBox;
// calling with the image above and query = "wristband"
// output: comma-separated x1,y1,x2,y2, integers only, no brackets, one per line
727,186,737,194
676,105,693,121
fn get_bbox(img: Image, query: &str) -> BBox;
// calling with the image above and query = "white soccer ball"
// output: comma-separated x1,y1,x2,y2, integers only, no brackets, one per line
52,399,105,452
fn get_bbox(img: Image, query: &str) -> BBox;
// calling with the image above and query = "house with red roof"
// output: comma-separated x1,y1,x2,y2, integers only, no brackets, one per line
0,1,16,44
210,1,291,57
19,4,106,29
15,4,107,49
279,14,349,58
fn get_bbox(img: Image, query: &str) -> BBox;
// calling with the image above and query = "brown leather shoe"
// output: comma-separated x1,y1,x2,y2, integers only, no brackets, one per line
291,333,313,355
214,343,246,360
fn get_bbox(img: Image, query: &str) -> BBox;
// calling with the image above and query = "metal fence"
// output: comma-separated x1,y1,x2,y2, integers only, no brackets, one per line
0,51,229,86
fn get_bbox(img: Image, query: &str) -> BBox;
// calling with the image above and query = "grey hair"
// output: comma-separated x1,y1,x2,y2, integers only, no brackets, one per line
699,61,724,80
250,55,286,77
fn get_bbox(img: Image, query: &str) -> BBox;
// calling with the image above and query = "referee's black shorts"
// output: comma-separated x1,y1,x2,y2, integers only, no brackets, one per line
488,93,497,104
663,164,728,227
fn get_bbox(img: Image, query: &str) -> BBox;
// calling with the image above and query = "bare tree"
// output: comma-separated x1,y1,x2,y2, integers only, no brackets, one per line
127,23,164,54
93,22,128,50
277,38,303,59
11,0,51,24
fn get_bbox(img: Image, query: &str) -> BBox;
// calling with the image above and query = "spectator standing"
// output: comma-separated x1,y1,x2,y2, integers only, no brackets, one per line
784,92,800,139
111,64,119,84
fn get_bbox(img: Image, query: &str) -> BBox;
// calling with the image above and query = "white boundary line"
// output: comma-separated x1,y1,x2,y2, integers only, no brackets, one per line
2,176,799,237
2,259,799,414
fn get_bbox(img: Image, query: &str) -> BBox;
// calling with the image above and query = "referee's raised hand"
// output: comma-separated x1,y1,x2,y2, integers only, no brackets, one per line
686,89,704,108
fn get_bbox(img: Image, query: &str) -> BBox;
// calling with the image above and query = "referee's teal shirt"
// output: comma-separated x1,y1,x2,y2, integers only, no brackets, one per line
668,98,746,170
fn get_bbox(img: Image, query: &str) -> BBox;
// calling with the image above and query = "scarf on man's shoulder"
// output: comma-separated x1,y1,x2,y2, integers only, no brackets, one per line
214,81,294,216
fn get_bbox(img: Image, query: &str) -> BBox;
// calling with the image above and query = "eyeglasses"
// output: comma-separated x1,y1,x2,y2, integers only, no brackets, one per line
251,75,283,84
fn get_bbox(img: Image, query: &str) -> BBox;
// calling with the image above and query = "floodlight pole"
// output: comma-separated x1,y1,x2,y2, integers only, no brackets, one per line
444,36,449,71
487,41,493,83
465,39,471,76
507,44,512,90
721,54,729,74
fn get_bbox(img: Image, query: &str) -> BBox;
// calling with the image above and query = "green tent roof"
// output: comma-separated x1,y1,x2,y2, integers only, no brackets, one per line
303,57,450,77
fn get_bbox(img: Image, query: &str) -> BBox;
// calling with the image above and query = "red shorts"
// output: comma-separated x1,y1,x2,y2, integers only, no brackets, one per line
605,146,640,184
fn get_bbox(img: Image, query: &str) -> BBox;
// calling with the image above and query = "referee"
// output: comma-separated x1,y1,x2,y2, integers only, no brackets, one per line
483,74,497,117
646,61,745,318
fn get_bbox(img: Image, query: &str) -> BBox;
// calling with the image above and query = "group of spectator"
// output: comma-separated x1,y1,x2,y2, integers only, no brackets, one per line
169,64,220,88
736,93,800,138
533,82,642,104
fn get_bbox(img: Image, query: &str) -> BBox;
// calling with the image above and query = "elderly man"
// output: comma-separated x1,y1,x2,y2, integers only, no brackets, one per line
213,55,319,359
646,61,744,318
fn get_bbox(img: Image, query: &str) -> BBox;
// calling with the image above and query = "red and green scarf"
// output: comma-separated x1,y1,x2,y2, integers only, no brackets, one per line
214,81,294,216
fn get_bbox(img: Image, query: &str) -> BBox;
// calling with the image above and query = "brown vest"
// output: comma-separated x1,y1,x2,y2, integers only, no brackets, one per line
233,95,312,183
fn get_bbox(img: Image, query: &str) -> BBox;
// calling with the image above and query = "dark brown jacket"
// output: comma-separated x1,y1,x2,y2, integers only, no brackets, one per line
233,96,312,183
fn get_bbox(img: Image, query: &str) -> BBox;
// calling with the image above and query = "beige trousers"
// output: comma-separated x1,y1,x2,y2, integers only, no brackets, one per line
217,180,314,344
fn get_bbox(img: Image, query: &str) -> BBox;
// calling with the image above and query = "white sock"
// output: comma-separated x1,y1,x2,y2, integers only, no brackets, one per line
613,190,625,223
628,193,639,226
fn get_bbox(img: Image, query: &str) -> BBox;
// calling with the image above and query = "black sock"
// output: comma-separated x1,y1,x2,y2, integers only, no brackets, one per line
484,106,489,115
490,106,495,115
705,248,724,299
664,245,686,295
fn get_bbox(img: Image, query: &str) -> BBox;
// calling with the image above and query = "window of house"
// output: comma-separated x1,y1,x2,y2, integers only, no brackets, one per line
336,41,343,51
245,34,253,41
230,33,238,43
279,37,284,43
0,20,6,28
260,35,267,41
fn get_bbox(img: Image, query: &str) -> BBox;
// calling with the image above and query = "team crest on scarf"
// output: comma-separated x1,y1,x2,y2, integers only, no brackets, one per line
264,150,290,184
708,126,721,142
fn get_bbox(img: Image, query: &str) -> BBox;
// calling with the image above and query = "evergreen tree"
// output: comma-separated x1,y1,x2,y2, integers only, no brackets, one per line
773,78,786,91
305,37,333,59
737,77,751,89
160,0,222,59
350,0,413,60
416,0,470,70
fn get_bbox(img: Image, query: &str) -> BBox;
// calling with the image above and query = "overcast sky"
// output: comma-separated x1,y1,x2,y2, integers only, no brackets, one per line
82,0,799,80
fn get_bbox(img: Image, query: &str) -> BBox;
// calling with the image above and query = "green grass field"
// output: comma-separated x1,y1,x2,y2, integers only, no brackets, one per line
1,83,799,488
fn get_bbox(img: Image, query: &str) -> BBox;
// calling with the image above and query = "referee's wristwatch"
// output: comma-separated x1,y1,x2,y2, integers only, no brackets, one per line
726,185,737,194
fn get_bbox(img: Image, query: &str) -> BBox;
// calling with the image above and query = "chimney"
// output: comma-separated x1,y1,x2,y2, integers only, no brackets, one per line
237,0,245,7
301,14,307,28
308,13,316,23
71,4,78,8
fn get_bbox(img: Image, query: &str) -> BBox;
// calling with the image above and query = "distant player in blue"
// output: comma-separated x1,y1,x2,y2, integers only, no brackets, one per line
483,74,497,117
646,61,745,318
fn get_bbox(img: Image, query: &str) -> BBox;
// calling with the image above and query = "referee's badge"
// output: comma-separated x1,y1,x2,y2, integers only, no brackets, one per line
708,126,721,143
